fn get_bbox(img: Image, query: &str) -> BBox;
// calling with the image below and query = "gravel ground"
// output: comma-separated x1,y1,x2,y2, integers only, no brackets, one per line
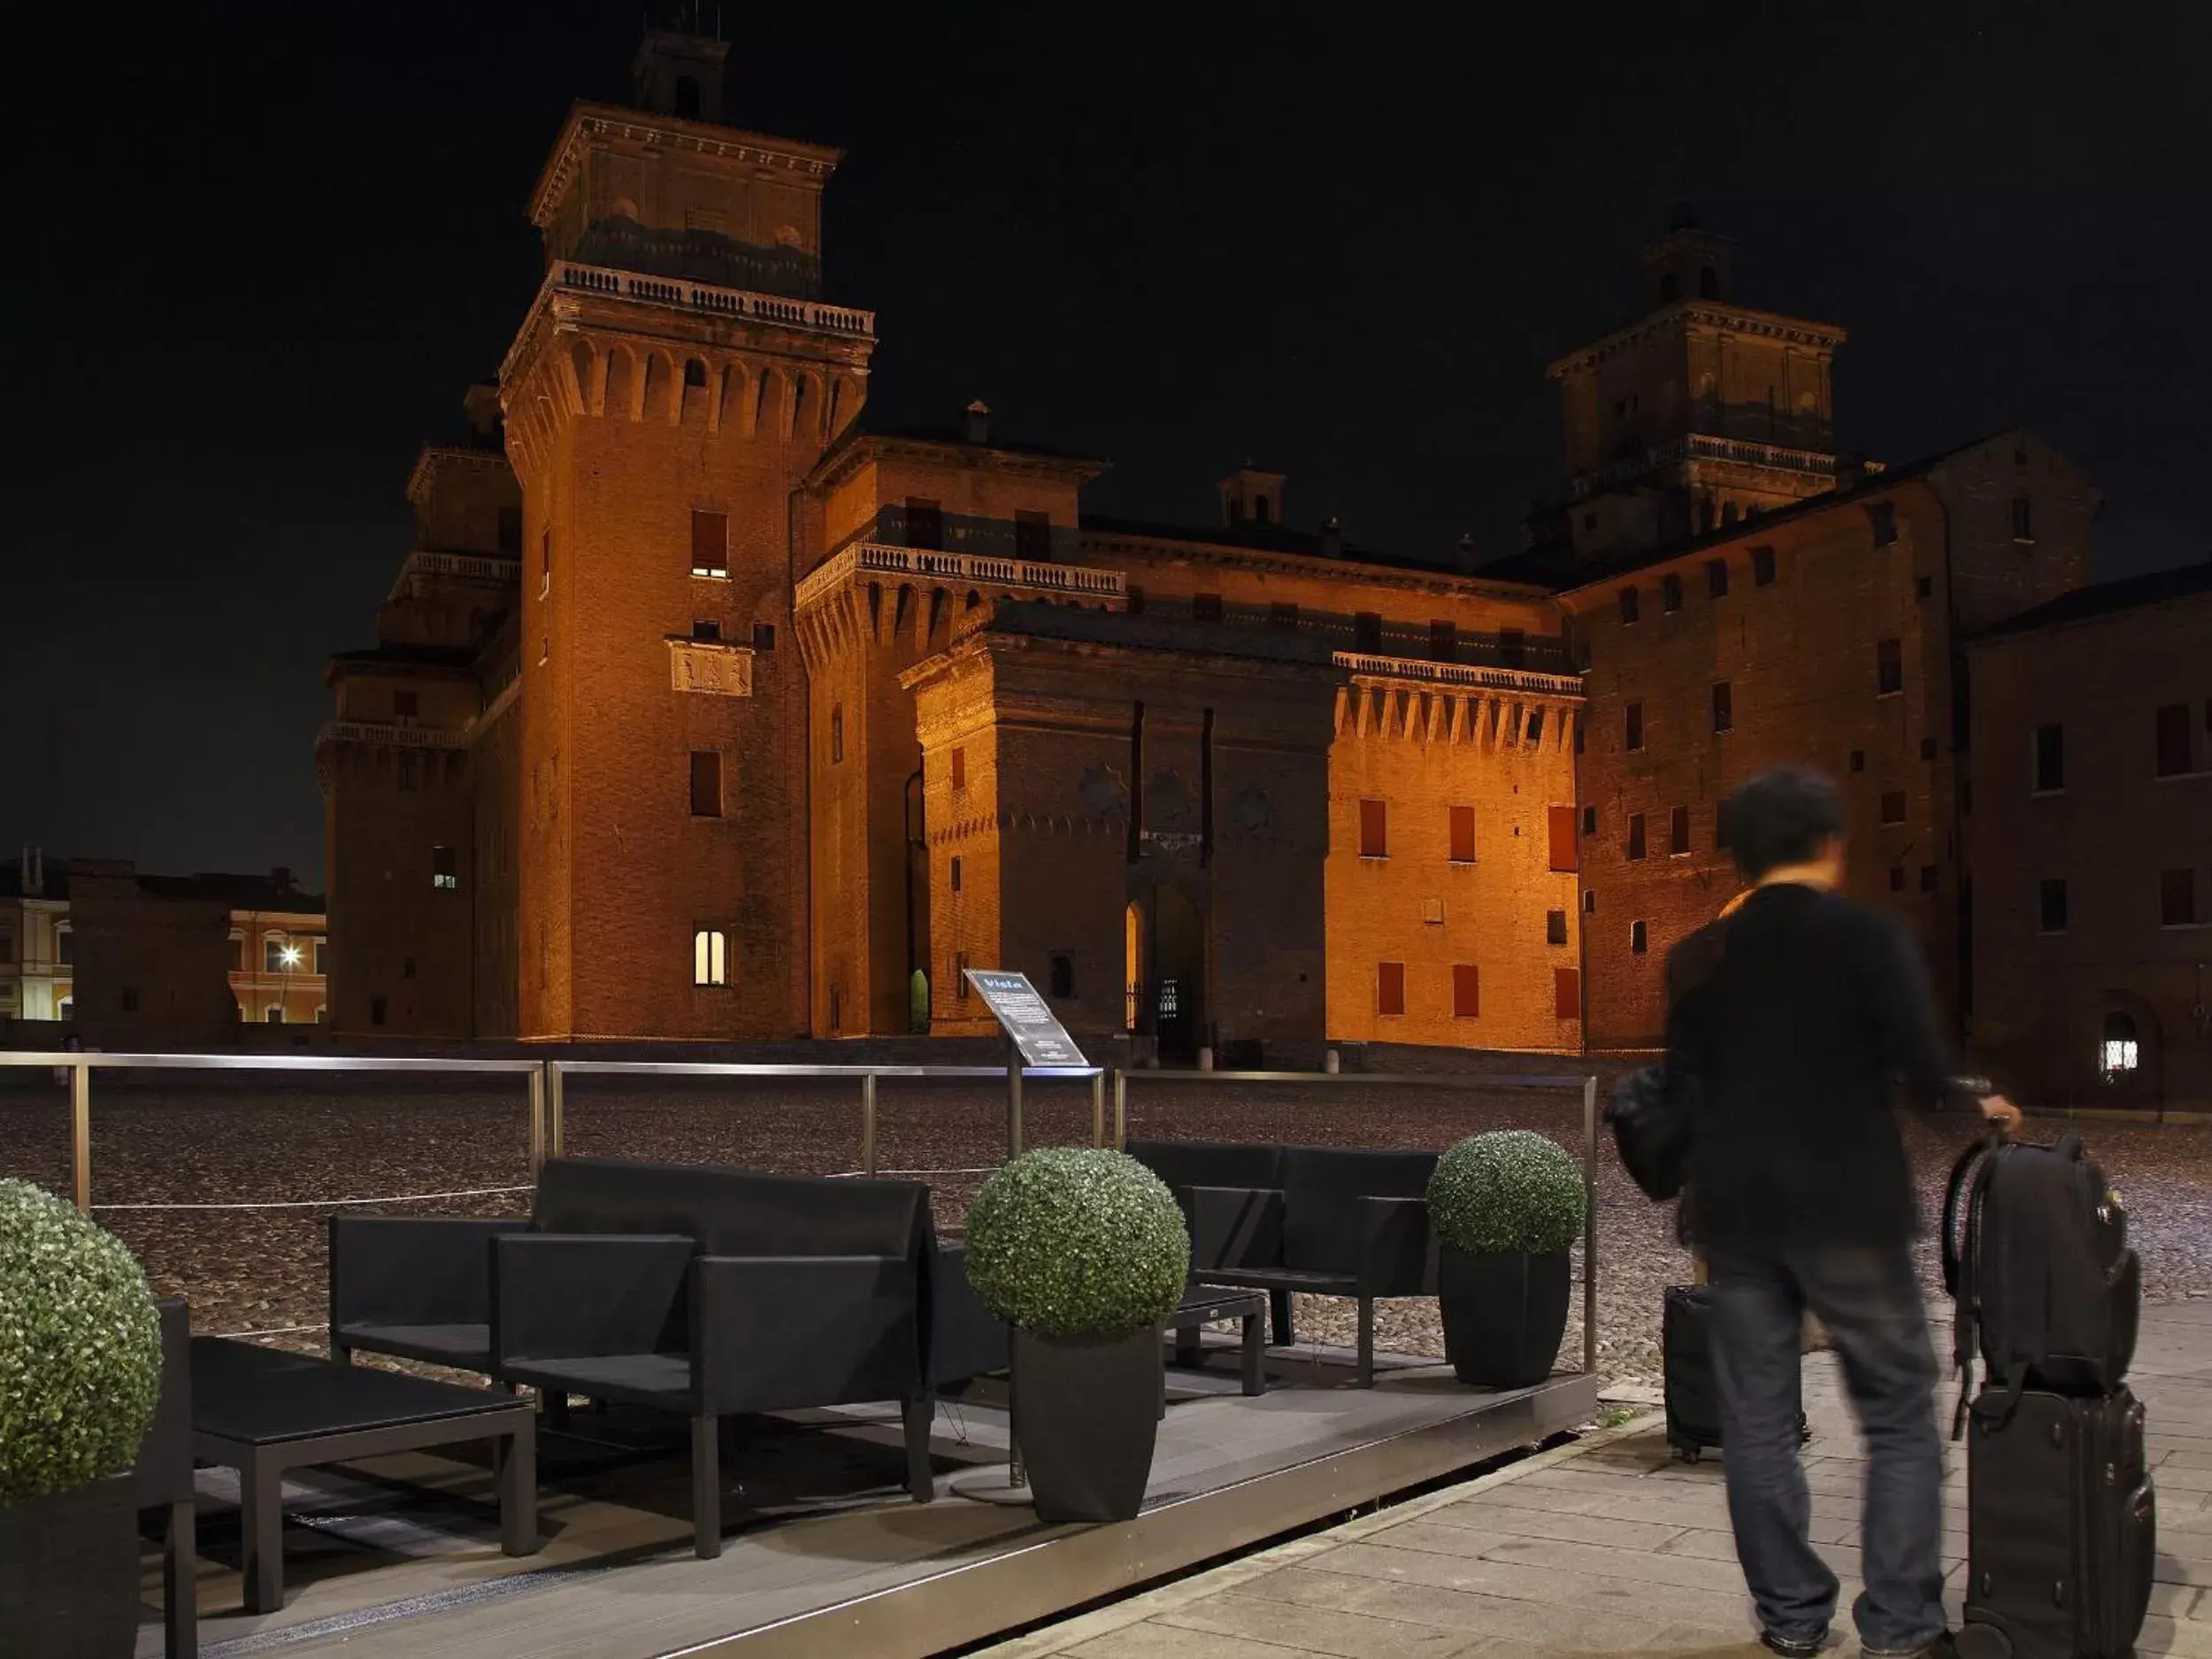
4,1064,2208,1384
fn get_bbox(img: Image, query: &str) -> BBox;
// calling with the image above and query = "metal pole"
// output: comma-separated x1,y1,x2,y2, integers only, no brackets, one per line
1581,1073,1599,1378
71,1061,91,1214
527,1064,546,1178
1090,1070,1105,1149
861,1072,878,1177
1008,1363,1024,1492
1113,1068,1126,1149
1005,1035,1023,1160
549,1064,566,1162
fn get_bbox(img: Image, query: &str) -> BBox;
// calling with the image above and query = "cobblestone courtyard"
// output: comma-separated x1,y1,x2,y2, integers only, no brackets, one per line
4,1068,2211,1382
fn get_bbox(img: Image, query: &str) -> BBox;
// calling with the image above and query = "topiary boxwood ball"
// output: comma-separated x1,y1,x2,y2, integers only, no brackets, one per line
1427,1131,1585,1258
965,1148,1190,1341
0,1179,162,1507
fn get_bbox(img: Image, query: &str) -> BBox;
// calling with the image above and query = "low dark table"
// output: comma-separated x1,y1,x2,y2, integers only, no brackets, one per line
190,1337,537,1613
1164,1286,1269,1397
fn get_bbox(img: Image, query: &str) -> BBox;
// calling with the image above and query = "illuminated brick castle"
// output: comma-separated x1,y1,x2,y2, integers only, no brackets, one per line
323,33,2134,1083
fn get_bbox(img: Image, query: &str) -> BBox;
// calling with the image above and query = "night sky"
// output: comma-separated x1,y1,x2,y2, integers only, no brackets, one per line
8,2,2208,888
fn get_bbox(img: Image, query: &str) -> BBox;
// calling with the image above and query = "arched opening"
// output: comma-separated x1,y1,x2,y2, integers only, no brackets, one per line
1135,883,1208,1064
683,357,708,388
1253,495,1271,524
788,373,811,439
1123,902,1143,1033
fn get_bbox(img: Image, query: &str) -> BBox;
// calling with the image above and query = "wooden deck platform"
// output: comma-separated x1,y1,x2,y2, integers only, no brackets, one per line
139,1345,1600,1659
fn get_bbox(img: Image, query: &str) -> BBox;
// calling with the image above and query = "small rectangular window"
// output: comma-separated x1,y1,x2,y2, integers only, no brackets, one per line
1867,502,1898,546
1669,805,1690,856
1553,966,1581,1020
540,529,551,594
1525,709,1544,744
2162,869,2198,927
1354,611,1384,652
951,746,968,790
1448,804,1477,864
690,509,729,578
950,856,963,893
1359,799,1388,858
2010,496,2033,541
432,844,458,889
1014,510,1052,563
694,928,728,986
314,940,326,974
2038,878,2069,934
1880,790,1908,826
1193,592,1224,624
1452,964,1480,1018
1626,812,1647,861
1428,619,1456,662
1706,559,1730,598
692,618,721,641
1661,573,1683,612
57,930,72,965
1630,920,1647,956
830,705,844,764
956,953,970,997
1582,805,1596,836
1546,910,1568,947
1751,545,1776,586
1270,601,1300,631
2156,703,2193,778
1878,638,1903,695
1548,804,1578,872
2034,724,2064,793
752,622,776,652
1583,889,1596,914
1377,961,1406,1018
1625,701,1645,751
1916,575,1933,599
905,497,943,550
689,750,723,818
1850,749,1866,773
1712,681,1732,734
1618,587,1640,624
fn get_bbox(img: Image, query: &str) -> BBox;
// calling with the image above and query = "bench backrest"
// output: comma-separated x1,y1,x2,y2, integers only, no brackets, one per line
1279,1147,1438,1276
1124,1139,1283,1201
533,1158,931,1263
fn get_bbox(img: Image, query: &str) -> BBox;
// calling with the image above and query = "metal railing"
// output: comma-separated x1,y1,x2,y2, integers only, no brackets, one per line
0,1051,547,1213
1112,1068,1603,1377
542,1058,1108,1177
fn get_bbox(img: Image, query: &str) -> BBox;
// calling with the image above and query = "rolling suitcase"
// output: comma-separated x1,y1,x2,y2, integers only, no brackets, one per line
1663,1285,1808,1462
1957,1385,2154,1659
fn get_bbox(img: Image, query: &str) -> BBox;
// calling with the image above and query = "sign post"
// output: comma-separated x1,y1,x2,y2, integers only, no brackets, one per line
960,968,1088,1496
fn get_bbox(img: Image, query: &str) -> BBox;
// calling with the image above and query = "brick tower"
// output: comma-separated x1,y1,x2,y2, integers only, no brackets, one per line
1539,207,1848,561
498,29,875,1039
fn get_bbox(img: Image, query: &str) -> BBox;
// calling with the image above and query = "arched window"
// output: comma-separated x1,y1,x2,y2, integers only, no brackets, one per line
265,1005,284,1025
2101,1011,2140,1079
683,358,707,389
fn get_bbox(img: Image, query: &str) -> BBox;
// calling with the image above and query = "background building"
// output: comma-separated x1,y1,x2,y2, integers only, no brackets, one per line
321,30,2200,1106
0,849,72,1024
1970,563,2212,1113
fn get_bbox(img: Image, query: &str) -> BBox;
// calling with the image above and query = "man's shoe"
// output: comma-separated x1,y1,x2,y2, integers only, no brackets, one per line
1758,1631,1827,1657
1863,1635,1957,1658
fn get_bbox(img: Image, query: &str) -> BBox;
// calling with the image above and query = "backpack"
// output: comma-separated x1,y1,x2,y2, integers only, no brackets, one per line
1605,1064,1691,1202
1941,1127,2140,1431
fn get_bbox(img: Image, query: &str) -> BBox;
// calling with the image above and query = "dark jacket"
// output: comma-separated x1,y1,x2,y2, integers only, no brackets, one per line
1663,882,1959,1251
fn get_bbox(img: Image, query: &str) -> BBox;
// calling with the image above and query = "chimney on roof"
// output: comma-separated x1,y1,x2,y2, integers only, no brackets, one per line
1317,516,1343,558
964,399,991,445
1454,532,1480,573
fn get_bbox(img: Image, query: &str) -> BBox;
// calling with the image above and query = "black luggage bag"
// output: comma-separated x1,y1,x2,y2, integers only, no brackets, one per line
1956,1384,2155,1659
1663,1284,1808,1462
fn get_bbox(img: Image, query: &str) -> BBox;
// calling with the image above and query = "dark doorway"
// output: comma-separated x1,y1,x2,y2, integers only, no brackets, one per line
1148,883,1208,1064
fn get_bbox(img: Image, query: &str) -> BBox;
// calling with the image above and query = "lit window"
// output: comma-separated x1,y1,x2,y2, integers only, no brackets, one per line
690,509,729,579
2101,1012,2139,1080
265,937,288,972
694,929,728,987
432,844,459,889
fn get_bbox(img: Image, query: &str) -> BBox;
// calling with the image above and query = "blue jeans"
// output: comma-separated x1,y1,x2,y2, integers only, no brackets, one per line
1705,1245,1946,1652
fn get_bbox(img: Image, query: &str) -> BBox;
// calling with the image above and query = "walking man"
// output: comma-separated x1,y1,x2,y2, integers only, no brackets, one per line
1666,768,2018,1657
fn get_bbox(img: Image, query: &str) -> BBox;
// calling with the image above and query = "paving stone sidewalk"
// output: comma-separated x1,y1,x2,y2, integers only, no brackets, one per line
987,1304,2212,1657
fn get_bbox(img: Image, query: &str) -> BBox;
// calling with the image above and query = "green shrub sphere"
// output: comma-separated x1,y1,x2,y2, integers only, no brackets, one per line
1426,1131,1585,1257
0,1179,162,1507
965,1148,1190,1340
